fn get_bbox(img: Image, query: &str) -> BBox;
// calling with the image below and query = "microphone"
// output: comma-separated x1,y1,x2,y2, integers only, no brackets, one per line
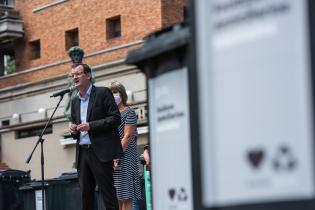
50,86,75,98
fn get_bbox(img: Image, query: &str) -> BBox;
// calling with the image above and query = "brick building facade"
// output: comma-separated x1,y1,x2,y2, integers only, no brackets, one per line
0,0,185,87
0,0,185,179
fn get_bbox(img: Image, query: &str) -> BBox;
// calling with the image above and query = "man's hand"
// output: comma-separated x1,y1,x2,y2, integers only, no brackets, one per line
113,159,121,170
77,121,90,132
69,123,78,135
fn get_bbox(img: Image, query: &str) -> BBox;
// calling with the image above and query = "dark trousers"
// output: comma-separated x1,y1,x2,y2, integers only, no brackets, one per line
78,147,119,210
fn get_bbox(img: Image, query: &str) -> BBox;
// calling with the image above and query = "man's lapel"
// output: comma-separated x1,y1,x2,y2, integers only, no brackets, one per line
86,86,96,121
74,97,81,123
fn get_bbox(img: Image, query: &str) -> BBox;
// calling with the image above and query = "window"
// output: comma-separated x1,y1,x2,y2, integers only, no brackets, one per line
30,40,40,59
16,125,52,139
106,15,121,40
0,51,15,76
65,28,79,51
0,0,14,7
1,120,9,127
4,53,15,75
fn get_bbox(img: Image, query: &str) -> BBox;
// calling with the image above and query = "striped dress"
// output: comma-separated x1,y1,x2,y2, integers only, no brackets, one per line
113,107,142,200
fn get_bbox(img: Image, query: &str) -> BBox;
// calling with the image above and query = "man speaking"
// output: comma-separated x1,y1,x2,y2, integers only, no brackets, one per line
69,63,122,210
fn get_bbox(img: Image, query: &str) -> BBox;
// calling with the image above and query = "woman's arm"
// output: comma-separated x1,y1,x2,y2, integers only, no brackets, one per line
121,124,136,151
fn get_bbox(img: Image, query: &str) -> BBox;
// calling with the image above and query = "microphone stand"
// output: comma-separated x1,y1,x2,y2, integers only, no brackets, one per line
26,94,65,210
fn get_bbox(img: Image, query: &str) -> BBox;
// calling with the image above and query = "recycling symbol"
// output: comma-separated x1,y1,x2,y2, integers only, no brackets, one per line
272,145,297,172
168,187,188,202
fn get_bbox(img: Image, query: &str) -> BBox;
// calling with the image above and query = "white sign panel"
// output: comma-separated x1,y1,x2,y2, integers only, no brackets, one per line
195,0,315,207
149,67,193,210
35,190,45,210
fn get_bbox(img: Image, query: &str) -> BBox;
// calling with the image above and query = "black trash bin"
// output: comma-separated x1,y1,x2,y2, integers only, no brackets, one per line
55,172,99,210
20,171,85,210
46,172,82,210
20,171,105,210
0,169,31,210
126,23,192,210
19,180,48,210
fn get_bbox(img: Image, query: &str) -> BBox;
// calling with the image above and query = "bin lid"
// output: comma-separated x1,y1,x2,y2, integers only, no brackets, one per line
19,180,48,191
126,23,190,70
0,169,30,180
58,171,78,180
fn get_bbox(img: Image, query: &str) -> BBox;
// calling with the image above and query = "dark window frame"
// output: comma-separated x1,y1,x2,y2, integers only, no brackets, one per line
65,28,79,51
1,120,9,126
15,124,53,139
106,15,121,40
30,40,41,59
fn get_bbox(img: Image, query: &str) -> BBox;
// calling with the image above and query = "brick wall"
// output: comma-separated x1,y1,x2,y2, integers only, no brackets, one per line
161,0,186,27
0,0,184,89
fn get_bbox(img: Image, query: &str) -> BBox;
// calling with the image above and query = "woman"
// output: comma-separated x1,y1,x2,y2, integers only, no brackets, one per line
110,81,142,210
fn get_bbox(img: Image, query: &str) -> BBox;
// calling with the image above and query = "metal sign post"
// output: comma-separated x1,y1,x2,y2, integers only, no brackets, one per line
190,0,315,209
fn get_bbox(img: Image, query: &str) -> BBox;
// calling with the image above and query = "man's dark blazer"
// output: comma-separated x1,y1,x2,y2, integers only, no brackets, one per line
71,85,123,169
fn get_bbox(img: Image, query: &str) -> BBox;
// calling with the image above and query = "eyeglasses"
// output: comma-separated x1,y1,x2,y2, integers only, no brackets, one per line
70,71,86,78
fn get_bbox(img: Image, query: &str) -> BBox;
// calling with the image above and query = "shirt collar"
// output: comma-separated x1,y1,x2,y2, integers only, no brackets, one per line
77,84,92,101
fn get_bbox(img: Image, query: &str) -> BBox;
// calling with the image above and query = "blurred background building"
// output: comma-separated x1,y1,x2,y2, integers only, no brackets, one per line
0,0,186,179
